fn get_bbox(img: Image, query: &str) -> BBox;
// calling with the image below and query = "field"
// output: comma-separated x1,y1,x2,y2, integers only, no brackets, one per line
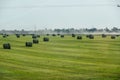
0,34,120,80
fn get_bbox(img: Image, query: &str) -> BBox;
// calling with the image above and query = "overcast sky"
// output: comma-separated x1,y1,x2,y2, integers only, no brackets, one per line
0,0,120,30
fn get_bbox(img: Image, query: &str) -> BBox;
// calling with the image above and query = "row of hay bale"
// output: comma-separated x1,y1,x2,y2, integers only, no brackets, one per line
1,33,119,39
101,34,117,39
1,33,119,49
101,34,116,39
72,34,118,39
3,37,49,49
71,34,93,39
16,37,49,47
46,34,61,36
15,34,41,38
2,34,9,38
1,34,40,38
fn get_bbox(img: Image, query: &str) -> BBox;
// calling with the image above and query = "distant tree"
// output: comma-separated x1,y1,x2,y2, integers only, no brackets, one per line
87,28,97,32
104,27,110,32
111,27,119,32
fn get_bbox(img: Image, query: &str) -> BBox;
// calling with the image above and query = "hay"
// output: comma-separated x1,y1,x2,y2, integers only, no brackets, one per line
57,34,60,36
72,34,75,37
3,34,7,38
46,34,49,36
52,34,56,36
16,34,20,38
37,35,40,38
111,35,116,39
102,34,107,38
87,35,94,39
61,35,64,38
86,35,89,38
26,42,32,47
22,34,26,36
32,34,37,39
77,36,82,39
33,39,39,44
43,37,49,42
116,35,119,37
3,43,11,49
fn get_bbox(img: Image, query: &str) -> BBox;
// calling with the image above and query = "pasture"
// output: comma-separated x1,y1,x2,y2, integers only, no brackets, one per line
0,34,120,80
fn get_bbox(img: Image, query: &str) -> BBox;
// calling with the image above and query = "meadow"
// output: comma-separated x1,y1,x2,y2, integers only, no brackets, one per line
0,34,120,80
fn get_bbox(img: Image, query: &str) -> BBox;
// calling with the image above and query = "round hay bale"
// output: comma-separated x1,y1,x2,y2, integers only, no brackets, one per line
86,35,89,38
6,34,9,36
102,34,107,38
116,35,119,37
26,42,32,47
3,43,11,49
3,34,7,38
111,35,116,39
37,35,40,38
52,34,56,36
33,39,39,44
77,36,82,40
60,35,64,38
88,35,94,39
16,34,20,38
3,35,6,38
43,37,49,42
22,34,26,36
46,34,49,36
32,35,37,39
72,34,75,37
57,34,60,36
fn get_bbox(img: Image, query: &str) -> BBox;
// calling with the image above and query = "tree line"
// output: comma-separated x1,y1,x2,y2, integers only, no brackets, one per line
0,27,120,34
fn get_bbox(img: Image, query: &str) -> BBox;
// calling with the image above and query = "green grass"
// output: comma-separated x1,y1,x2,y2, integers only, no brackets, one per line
0,35,120,80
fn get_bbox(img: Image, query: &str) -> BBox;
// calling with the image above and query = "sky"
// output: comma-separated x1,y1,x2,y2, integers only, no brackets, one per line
0,0,120,30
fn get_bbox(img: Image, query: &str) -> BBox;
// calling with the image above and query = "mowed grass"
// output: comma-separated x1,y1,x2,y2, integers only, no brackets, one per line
0,35,120,80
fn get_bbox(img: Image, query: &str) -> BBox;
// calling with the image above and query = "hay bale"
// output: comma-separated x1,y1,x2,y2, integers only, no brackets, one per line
3,35,6,38
52,34,56,36
116,35,119,37
89,35,94,39
72,34,75,37
26,42,32,47
33,39,39,44
57,34,60,36
60,35,64,38
3,34,7,38
37,35,40,38
86,35,89,38
43,37,49,42
102,34,107,38
46,34,49,36
22,34,26,36
77,36,82,40
6,34,9,36
3,43,11,49
87,35,94,39
111,35,116,39
32,34,37,39
16,34,20,38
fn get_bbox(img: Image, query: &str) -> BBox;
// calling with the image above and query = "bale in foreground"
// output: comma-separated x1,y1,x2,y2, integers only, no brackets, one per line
102,34,107,38
87,34,94,39
26,42,32,47
33,39,39,44
3,43,11,49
